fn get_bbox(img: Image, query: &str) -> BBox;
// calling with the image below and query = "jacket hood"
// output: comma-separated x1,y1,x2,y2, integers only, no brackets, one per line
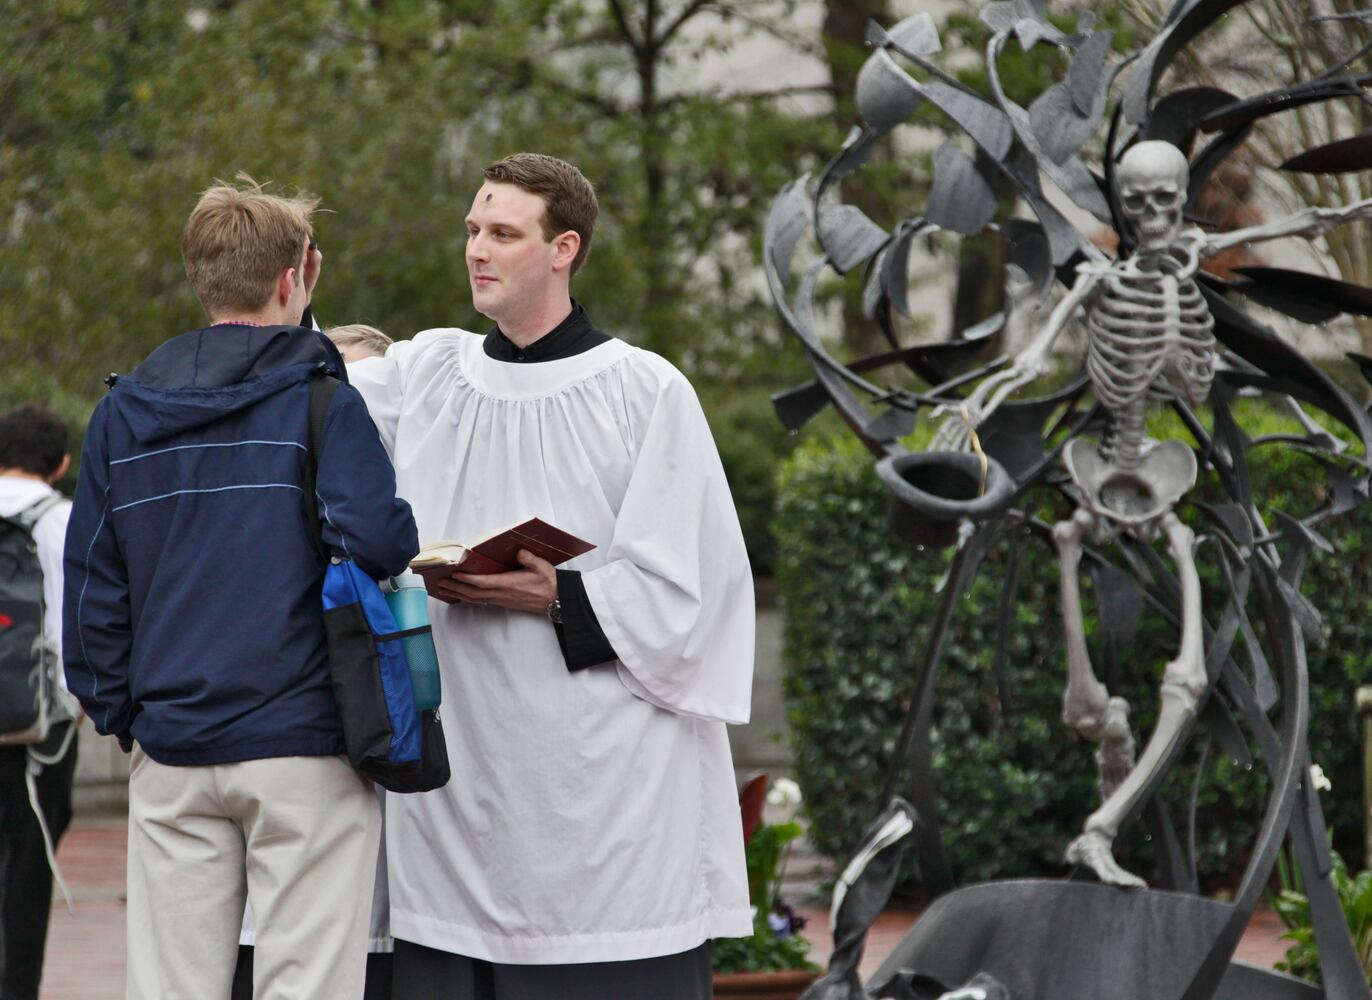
111,325,348,445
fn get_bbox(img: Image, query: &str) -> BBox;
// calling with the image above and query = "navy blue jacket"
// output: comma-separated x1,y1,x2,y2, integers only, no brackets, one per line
63,324,418,765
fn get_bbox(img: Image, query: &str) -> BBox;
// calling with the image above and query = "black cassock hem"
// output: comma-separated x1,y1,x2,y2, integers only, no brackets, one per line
391,939,712,1000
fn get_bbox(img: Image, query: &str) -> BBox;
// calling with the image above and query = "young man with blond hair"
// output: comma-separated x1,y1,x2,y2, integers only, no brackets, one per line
350,153,754,999
233,316,399,1000
64,177,417,1000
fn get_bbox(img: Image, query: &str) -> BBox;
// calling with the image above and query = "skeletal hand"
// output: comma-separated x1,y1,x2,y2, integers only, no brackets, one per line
1335,196,1372,225
931,355,1043,451
930,400,984,452
1302,197,1372,237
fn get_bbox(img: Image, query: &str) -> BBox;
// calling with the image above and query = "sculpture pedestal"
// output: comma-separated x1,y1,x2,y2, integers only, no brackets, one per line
868,880,1322,1000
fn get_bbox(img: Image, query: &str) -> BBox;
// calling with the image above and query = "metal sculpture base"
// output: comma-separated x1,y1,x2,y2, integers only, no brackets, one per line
867,881,1321,1000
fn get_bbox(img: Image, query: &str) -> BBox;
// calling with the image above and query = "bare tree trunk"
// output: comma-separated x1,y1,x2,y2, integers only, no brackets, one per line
636,8,673,358
823,0,891,357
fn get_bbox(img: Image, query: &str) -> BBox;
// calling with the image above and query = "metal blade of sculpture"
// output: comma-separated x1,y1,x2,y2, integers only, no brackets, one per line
770,3,1372,999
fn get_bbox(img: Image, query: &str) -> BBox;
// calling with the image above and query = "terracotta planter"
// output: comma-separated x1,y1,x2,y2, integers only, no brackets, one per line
712,969,818,999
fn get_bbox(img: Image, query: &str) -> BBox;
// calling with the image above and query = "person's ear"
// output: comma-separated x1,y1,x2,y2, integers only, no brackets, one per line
551,231,580,274
48,454,71,485
277,266,298,306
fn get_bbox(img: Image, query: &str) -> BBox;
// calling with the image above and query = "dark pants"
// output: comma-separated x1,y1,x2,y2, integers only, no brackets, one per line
391,939,713,1000
0,743,76,1000
232,946,393,1000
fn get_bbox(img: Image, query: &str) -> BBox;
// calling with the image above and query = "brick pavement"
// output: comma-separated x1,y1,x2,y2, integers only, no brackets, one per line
40,821,1293,998
41,822,126,1000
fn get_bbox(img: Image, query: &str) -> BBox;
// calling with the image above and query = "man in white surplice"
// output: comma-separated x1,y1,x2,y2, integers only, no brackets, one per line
348,153,754,999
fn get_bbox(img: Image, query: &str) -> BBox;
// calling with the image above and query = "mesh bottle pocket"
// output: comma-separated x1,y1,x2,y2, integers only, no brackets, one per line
395,627,441,711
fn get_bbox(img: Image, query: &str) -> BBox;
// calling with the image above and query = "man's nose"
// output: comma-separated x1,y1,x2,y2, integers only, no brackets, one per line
467,234,488,261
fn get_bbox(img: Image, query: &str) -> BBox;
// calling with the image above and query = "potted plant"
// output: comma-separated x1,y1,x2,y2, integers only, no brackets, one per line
1270,848,1372,985
712,773,820,998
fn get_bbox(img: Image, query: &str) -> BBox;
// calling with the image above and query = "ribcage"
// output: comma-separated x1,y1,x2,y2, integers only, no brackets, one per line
1085,270,1215,412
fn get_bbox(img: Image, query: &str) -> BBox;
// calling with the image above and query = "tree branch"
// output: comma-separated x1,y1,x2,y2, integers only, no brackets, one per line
699,2,828,59
656,0,713,50
606,0,643,53
660,82,834,109
560,83,631,118
550,28,626,51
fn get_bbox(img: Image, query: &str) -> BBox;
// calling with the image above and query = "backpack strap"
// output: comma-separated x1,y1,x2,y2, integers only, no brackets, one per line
0,494,63,535
302,373,343,561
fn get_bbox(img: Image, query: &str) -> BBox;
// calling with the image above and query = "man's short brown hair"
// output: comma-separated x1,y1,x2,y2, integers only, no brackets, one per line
483,154,598,275
182,175,319,317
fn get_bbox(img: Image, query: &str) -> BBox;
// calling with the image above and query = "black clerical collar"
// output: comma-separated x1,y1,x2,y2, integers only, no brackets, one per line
484,302,611,363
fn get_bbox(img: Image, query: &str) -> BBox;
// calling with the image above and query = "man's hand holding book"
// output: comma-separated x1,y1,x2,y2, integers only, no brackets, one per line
409,517,594,614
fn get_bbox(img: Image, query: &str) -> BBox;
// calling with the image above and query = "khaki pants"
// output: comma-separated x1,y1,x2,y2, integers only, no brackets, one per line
126,748,381,1000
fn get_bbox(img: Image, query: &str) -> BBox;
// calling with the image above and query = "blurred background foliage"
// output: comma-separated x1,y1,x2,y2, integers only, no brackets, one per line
1,0,846,572
0,0,1131,572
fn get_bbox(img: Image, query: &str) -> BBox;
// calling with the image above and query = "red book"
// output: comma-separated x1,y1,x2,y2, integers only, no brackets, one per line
409,517,595,578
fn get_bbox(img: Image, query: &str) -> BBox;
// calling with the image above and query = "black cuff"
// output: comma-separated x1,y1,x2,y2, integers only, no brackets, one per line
554,570,618,672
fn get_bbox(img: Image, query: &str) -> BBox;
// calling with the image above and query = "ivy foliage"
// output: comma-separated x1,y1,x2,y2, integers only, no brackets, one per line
776,403,1370,892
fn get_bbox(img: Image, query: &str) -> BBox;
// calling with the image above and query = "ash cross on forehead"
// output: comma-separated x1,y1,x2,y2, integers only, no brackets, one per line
485,192,493,202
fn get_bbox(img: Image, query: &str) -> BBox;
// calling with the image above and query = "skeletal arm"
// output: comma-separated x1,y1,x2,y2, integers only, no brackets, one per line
933,267,1099,450
1203,196,1372,256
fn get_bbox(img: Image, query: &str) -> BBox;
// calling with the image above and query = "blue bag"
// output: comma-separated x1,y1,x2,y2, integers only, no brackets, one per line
321,559,423,767
307,373,449,793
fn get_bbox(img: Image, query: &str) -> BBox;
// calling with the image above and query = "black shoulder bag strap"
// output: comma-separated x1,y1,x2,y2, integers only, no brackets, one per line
302,371,342,560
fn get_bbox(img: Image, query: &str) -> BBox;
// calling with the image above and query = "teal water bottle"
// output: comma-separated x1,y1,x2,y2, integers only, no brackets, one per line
383,574,441,711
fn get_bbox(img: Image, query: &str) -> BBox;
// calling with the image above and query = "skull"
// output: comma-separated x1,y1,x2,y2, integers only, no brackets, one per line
1117,141,1189,252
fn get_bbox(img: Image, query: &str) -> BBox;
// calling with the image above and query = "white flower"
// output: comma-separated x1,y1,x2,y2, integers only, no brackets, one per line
766,777,803,809
185,9,210,32
1310,763,1332,793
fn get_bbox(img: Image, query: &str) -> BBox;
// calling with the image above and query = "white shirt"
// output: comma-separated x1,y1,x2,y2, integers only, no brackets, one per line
350,330,754,964
0,476,72,678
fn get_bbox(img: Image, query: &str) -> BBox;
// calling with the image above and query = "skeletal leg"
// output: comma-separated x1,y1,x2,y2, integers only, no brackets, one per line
1053,510,1135,800
1068,512,1208,888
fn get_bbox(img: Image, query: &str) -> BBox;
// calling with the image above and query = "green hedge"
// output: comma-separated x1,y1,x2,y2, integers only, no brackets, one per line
776,413,1370,891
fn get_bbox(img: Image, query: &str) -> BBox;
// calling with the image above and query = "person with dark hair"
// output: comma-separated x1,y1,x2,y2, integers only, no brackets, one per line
0,403,75,1000
349,153,754,999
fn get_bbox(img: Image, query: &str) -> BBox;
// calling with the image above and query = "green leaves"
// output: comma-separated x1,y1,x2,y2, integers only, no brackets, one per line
711,909,817,974
1,1,834,489
745,819,804,908
1272,850,1372,985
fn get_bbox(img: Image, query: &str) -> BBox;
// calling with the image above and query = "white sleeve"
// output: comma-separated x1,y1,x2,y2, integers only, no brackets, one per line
347,350,406,457
347,331,461,456
581,363,755,725
35,498,72,679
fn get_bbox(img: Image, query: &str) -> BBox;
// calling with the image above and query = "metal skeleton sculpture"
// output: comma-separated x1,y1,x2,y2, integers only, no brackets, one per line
763,2,1372,998
940,138,1372,890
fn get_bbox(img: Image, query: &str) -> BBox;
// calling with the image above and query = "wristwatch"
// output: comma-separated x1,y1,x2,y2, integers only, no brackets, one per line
547,599,563,624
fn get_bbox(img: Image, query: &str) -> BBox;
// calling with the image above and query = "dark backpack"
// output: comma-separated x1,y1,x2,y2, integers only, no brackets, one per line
0,495,78,758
